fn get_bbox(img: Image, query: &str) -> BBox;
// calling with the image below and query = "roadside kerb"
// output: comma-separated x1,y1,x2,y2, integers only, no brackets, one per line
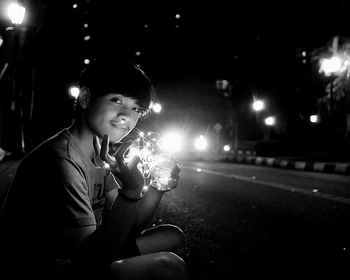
221,153,350,175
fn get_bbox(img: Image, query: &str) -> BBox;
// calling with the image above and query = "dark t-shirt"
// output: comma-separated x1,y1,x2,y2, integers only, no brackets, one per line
1,128,109,276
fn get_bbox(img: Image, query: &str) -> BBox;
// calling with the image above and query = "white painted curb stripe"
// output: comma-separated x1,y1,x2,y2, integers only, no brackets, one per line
182,165,350,205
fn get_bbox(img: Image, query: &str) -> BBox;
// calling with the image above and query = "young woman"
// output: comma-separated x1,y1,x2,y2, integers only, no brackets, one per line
1,58,187,280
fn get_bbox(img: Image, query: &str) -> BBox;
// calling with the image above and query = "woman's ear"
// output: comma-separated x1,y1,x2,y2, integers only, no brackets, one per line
78,87,90,109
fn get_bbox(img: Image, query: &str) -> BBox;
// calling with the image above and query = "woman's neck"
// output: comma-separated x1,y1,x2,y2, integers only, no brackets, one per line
68,119,95,158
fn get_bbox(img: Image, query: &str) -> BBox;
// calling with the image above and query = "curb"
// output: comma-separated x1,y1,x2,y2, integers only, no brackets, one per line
221,153,350,176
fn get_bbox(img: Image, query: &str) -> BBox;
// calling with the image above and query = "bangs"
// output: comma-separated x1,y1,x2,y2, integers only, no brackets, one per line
79,58,156,109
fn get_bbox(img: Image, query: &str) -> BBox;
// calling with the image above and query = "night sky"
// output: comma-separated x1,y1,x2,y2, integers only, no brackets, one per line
0,0,349,150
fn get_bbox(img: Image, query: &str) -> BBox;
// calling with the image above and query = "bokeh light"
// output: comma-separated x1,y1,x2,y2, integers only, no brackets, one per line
194,135,208,151
160,132,183,153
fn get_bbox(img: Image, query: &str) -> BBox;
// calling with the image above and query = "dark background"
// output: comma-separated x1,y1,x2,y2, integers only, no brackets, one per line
0,0,349,157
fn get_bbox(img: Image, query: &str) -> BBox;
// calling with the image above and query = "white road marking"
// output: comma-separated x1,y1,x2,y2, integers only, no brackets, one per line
182,165,350,205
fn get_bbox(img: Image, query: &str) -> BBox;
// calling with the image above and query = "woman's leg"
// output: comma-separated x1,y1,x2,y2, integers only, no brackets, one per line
135,224,186,257
110,251,187,280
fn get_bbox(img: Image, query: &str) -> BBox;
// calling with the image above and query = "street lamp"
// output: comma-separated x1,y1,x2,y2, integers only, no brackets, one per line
151,102,162,114
319,55,346,123
252,99,265,112
264,116,276,126
310,114,319,124
7,2,26,25
6,2,27,154
264,116,276,140
252,99,265,139
194,135,208,151
69,86,80,99
216,79,238,150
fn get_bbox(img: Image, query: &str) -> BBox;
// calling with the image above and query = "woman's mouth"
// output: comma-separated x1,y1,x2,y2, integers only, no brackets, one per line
110,121,129,132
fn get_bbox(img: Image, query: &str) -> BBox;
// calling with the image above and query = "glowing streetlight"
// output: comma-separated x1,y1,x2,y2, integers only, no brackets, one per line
160,132,183,153
223,145,231,152
263,116,276,141
5,2,27,153
69,86,80,99
310,114,319,124
252,99,265,140
7,2,26,25
252,99,265,112
194,135,208,151
318,37,349,127
264,116,276,126
152,102,162,113
319,56,346,77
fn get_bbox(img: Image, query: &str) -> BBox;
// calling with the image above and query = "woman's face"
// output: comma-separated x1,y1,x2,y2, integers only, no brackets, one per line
85,93,145,143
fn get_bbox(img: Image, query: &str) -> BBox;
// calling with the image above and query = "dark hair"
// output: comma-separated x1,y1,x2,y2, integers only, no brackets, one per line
78,58,156,115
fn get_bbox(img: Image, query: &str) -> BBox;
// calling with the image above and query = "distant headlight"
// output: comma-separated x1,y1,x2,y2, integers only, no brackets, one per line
194,135,208,151
160,132,183,153
223,145,230,152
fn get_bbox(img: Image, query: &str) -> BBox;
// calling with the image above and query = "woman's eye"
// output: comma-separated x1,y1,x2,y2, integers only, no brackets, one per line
133,107,145,115
111,97,122,104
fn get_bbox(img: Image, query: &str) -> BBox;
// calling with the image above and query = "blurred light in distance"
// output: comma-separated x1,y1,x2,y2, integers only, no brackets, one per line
175,14,181,19
0,35,3,47
319,56,344,76
223,145,231,152
84,35,91,41
84,59,90,64
215,79,230,90
69,86,80,99
84,23,88,28
73,4,78,9
252,100,265,112
310,114,319,123
160,132,183,153
7,2,26,25
152,102,162,113
135,51,141,56
194,135,208,151
264,116,276,126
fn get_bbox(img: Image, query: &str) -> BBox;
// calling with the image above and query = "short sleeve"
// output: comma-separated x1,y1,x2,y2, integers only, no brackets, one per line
53,158,96,227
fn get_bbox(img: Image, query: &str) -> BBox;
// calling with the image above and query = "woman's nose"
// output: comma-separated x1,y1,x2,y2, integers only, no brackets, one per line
118,114,131,124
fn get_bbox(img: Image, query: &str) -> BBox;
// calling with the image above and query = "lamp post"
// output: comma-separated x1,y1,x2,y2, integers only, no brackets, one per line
264,116,276,141
252,99,265,139
319,55,345,126
215,79,238,150
7,2,26,154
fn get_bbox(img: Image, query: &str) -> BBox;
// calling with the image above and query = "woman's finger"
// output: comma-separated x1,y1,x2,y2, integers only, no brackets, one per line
115,141,133,166
98,135,116,166
100,135,109,162
93,135,101,156
173,164,181,174
128,154,141,170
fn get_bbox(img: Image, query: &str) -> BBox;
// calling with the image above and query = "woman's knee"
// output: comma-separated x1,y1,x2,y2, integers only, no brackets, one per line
159,224,186,254
155,252,187,280
110,252,187,280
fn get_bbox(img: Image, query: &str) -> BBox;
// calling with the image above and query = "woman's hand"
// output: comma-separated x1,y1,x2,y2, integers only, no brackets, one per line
151,154,181,192
93,134,144,199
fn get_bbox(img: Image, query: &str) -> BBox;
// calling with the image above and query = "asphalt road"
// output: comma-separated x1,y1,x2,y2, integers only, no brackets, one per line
153,161,350,280
1,159,350,279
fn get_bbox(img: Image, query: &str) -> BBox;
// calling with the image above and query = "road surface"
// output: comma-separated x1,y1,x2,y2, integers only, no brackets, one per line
153,161,350,280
